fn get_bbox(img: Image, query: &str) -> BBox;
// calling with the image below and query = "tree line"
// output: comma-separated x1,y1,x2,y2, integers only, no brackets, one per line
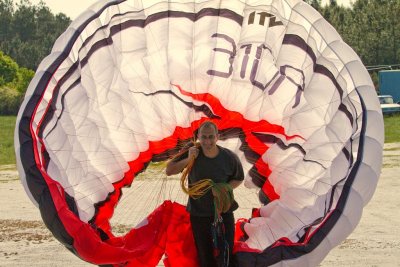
1,0,400,115
0,0,71,114
307,0,400,84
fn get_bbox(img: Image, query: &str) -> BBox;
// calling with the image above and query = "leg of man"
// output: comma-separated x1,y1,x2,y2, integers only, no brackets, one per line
190,215,218,267
222,213,235,267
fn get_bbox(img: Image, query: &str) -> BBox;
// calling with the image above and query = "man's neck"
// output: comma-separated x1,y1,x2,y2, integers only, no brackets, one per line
203,146,219,158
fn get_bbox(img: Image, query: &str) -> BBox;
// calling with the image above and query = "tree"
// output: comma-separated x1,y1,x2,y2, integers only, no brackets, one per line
0,0,14,43
304,0,322,10
0,50,34,114
13,66,34,94
349,0,400,68
0,85,21,115
12,0,36,42
0,0,71,70
319,0,400,71
0,50,18,86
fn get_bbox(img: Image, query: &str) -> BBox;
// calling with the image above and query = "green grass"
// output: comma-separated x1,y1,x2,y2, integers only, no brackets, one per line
0,116,17,166
383,114,400,143
1,114,399,167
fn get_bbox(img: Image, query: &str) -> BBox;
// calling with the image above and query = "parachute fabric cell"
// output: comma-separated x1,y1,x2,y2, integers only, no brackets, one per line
14,0,383,266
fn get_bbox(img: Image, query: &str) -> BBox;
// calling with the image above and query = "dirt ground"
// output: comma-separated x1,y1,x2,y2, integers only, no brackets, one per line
0,143,399,266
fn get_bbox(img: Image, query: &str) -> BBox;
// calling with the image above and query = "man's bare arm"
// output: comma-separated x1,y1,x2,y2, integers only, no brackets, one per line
165,157,190,176
165,147,199,176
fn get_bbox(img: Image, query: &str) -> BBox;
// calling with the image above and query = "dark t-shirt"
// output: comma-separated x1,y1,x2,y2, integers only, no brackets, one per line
177,145,244,216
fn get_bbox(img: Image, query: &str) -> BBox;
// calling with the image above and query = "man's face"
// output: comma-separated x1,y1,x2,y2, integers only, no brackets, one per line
198,126,218,152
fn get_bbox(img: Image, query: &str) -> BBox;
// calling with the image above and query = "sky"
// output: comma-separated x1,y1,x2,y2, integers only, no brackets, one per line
22,0,354,20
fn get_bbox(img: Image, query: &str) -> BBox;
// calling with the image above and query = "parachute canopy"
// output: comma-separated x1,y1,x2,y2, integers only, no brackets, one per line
15,0,384,266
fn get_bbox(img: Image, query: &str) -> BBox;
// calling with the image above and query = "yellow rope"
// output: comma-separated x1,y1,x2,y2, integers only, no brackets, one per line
179,144,215,199
183,178,214,199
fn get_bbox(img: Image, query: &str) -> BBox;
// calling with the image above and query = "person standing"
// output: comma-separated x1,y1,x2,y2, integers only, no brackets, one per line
166,121,244,267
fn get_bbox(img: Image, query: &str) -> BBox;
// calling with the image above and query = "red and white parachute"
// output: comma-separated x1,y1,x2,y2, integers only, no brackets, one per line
15,0,384,266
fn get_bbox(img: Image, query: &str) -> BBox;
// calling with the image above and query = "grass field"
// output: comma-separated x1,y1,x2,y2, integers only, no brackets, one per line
0,116,16,165
1,114,399,166
383,114,400,143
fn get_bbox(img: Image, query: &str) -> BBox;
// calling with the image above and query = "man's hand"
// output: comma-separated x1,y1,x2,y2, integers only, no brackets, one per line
188,146,199,159
166,146,198,176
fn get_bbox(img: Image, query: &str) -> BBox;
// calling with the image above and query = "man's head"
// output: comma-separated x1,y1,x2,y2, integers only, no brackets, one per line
197,121,219,153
